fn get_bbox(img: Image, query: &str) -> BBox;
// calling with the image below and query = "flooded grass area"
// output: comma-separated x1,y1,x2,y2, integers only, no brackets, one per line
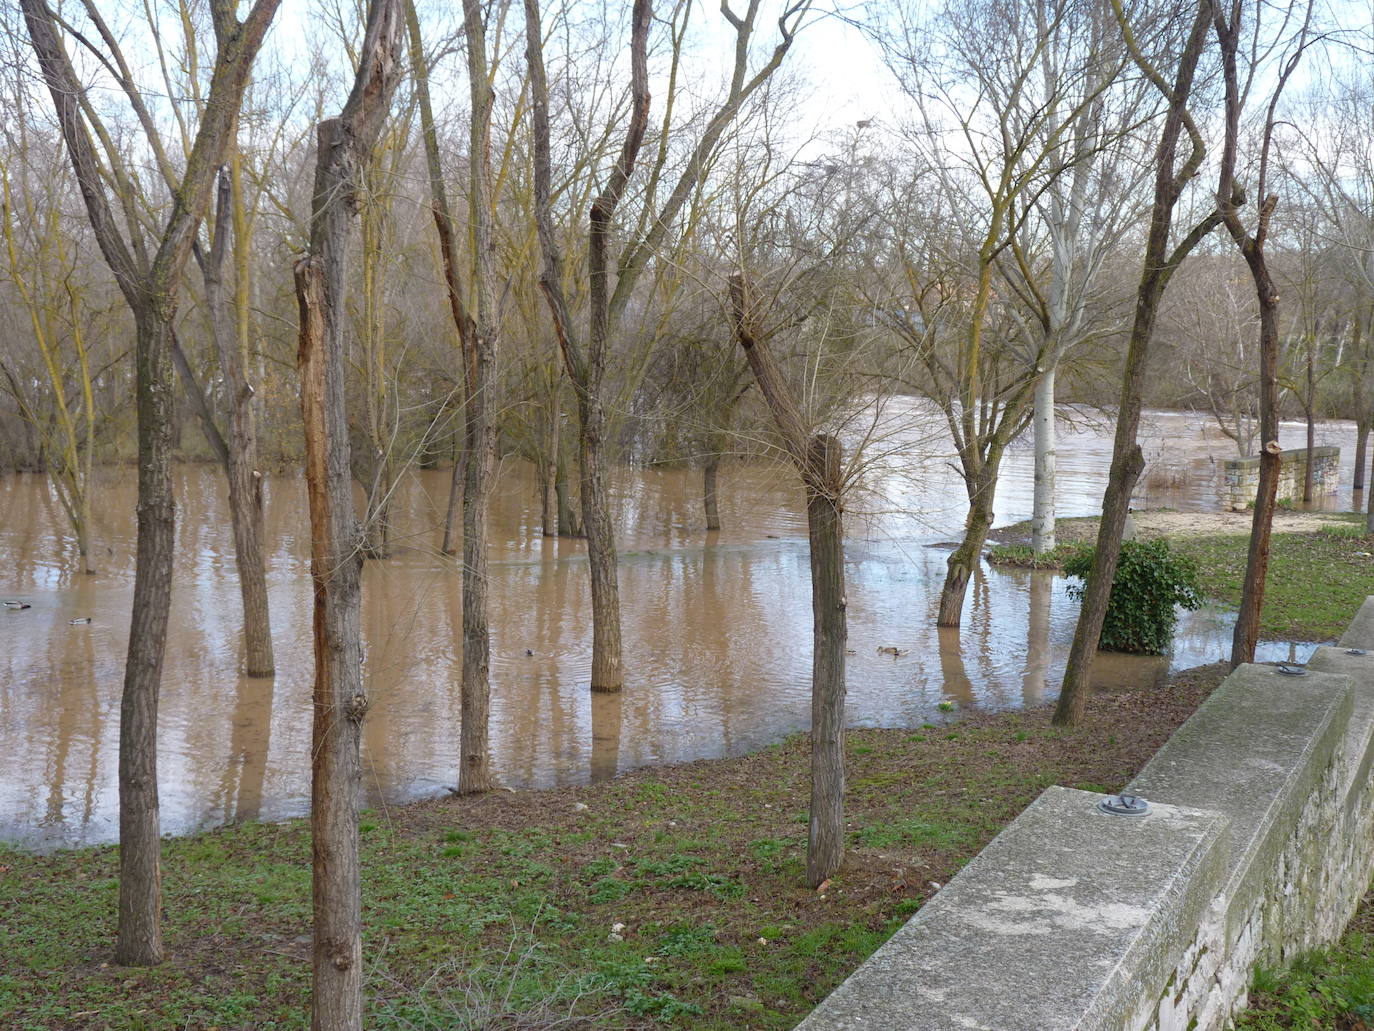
0,663,1226,1030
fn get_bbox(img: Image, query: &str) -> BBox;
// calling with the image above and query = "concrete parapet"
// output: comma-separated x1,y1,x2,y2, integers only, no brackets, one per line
799,617,1374,1031
793,788,1227,1031
1338,597,1374,650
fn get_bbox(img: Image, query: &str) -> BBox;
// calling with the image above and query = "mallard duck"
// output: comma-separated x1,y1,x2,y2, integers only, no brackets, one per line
877,646,908,657
3,600,30,610
68,617,92,625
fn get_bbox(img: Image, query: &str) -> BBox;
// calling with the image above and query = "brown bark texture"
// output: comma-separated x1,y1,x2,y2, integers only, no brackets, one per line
1054,0,1217,727
20,0,281,966
293,1,404,1026
1215,0,1312,668
457,0,497,792
205,167,274,677
731,273,848,887
704,454,721,532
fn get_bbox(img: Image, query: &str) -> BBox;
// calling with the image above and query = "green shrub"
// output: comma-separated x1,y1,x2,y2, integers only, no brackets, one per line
1063,539,1201,654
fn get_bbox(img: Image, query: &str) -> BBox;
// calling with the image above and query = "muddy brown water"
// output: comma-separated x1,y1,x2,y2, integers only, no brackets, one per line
0,405,1360,847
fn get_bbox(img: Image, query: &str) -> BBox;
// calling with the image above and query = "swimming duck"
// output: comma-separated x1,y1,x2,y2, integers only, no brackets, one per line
877,646,908,657
68,617,92,625
3,600,30,610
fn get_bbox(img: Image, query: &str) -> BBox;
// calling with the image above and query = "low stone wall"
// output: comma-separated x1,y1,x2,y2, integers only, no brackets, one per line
1223,446,1340,510
797,599,1374,1031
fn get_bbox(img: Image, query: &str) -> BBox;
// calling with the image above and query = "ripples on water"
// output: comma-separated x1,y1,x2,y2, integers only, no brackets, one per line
0,406,1353,847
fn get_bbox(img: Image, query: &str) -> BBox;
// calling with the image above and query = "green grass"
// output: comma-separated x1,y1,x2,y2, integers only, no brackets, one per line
0,669,1225,1031
1169,523,1374,641
985,542,1081,569
990,511,1373,642
1235,925,1374,1029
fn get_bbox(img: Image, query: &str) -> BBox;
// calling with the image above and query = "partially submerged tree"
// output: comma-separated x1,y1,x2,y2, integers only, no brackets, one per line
525,0,810,691
20,0,281,965
876,0,1139,623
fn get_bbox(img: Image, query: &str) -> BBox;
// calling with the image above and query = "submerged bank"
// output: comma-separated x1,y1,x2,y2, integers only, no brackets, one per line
988,510,1373,642
0,663,1225,1031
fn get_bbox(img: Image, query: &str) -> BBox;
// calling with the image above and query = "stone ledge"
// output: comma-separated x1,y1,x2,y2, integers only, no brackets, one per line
794,787,1228,1031
1339,597,1374,650
1308,646,1374,822
1126,663,1352,950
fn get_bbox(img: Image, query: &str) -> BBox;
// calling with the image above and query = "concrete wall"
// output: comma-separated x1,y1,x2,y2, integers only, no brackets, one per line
797,599,1374,1031
1223,446,1340,510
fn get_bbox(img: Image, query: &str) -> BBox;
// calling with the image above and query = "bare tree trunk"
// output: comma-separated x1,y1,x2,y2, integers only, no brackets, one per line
804,434,846,887
440,440,464,556
294,2,403,1026
1031,367,1056,554
20,0,280,967
1355,416,1369,492
205,167,274,677
1054,0,1216,727
541,390,558,537
1216,0,1313,669
405,0,472,563
458,0,496,792
703,452,721,532
732,273,847,887
577,396,624,691
1229,246,1282,668
1304,345,1315,503
555,443,579,537
937,490,994,627
117,310,177,966
525,0,650,693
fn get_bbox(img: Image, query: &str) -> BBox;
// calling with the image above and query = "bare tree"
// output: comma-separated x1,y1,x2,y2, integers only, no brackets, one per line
1054,0,1220,726
526,0,809,691
20,0,280,965
1214,0,1317,669
293,0,404,1024
876,0,1141,624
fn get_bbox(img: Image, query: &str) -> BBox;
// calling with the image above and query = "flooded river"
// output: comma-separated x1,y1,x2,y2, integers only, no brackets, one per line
0,405,1361,848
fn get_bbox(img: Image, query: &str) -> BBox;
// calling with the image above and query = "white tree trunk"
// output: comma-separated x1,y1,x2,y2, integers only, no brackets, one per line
1031,366,1057,554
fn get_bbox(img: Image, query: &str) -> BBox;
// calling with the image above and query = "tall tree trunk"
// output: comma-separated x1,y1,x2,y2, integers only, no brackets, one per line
1031,367,1056,554
555,441,579,537
1054,0,1216,727
1214,0,1312,668
116,309,177,967
440,439,464,556
703,452,721,532
206,166,273,677
1303,345,1315,503
458,0,496,793
20,0,281,968
732,273,847,887
804,434,846,888
578,395,624,691
1229,234,1282,668
295,2,403,1026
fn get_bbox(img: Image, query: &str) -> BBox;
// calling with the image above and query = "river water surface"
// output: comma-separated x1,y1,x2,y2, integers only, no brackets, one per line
0,404,1361,847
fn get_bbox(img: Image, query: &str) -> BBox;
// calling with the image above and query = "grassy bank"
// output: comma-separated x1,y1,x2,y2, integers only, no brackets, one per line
0,666,1224,1031
1234,890,1374,1030
988,512,1373,641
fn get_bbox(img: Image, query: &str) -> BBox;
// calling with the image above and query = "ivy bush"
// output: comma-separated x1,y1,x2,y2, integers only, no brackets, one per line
1063,538,1202,655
